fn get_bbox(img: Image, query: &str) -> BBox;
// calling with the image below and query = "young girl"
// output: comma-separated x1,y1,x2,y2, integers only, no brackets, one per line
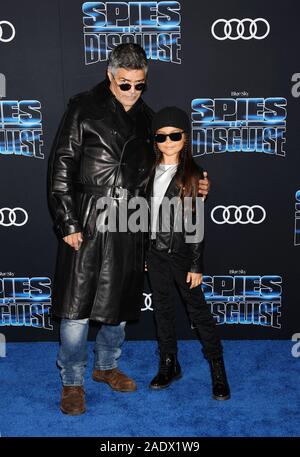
146,106,230,400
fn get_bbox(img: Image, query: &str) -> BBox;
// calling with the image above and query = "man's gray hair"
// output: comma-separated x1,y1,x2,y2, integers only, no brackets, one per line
108,43,148,75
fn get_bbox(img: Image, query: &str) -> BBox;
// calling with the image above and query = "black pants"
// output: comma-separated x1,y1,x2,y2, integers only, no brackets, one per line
146,248,223,360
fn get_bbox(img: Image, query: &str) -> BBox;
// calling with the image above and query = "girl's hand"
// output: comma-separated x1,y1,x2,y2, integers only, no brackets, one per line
145,261,148,271
186,272,203,289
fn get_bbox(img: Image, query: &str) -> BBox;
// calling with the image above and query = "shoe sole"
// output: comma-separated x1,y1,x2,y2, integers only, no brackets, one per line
92,377,137,392
60,407,86,416
212,394,231,401
149,373,182,390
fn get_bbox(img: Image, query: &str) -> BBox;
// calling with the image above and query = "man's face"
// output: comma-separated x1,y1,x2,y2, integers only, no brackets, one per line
107,68,146,111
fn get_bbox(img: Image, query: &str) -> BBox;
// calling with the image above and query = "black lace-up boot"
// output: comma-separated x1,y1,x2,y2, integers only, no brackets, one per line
150,353,182,389
208,357,231,400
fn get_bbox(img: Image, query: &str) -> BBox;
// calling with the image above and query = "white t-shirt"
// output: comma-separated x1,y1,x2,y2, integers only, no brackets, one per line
151,163,178,239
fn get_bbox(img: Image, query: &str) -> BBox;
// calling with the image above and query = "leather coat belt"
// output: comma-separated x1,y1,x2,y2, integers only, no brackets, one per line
74,182,143,200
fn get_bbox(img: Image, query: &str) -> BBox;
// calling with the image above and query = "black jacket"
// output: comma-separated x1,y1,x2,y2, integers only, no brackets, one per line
146,168,204,273
48,79,155,323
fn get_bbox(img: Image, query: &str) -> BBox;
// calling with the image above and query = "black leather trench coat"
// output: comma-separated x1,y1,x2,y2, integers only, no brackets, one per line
48,80,154,323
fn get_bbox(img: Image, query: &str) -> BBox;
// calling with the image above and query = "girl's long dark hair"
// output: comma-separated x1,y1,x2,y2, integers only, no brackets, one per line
153,134,202,202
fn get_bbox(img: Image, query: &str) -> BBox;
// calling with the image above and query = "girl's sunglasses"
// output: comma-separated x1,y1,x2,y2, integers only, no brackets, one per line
154,132,184,143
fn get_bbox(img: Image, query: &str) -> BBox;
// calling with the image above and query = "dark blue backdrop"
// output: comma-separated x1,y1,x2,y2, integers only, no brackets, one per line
0,0,299,341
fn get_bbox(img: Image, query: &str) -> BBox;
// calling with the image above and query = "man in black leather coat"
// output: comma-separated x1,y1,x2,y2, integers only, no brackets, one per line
48,43,210,415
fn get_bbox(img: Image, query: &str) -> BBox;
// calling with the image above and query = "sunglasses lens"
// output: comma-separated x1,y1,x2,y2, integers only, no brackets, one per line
119,83,131,91
169,132,183,141
154,134,166,143
135,83,146,91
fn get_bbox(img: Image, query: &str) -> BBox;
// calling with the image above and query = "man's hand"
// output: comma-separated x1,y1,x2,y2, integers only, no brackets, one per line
198,171,210,200
63,232,83,251
186,272,203,289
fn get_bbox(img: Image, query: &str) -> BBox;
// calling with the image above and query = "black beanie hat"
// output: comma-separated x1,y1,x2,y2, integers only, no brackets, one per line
152,106,190,135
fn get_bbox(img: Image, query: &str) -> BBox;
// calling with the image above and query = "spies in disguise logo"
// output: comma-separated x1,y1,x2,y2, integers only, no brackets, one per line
0,100,44,159
0,276,52,330
82,1,181,64
202,274,282,328
191,96,287,157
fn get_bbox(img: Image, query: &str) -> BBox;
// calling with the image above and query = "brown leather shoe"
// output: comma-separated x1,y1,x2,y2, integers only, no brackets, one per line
92,368,137,392
60,386,86,415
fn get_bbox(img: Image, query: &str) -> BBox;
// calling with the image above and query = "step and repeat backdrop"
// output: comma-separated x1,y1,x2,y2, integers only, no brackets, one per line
0,0,300,342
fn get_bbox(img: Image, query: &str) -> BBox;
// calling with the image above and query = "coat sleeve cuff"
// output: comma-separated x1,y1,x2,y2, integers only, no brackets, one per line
55,220,82,238
189,265,203,274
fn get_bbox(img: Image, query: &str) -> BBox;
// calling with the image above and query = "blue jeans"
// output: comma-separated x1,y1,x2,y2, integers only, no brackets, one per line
57,318,126,386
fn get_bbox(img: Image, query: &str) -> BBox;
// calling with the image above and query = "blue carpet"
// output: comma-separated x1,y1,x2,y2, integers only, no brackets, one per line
0,341,299,437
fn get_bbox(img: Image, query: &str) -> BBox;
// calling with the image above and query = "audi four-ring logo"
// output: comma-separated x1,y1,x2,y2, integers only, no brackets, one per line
211,206,266,225
0,21,15,42
211,18,270,40
0,208,28,226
